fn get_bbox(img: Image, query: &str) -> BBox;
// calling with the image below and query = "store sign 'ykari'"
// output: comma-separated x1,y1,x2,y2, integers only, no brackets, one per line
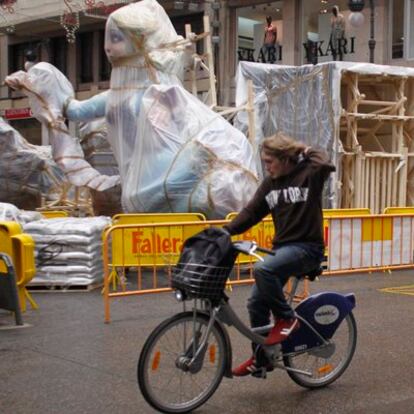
303,36,356,58
238,46,282,64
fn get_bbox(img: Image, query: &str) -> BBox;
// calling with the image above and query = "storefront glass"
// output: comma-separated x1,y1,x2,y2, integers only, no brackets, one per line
392,0,404,59
301,0,365,64
409,0,414,58
237,2,283,65
9,118,41,146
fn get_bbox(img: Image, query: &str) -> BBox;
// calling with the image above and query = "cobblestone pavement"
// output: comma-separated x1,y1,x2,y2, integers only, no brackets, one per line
1,270,414,414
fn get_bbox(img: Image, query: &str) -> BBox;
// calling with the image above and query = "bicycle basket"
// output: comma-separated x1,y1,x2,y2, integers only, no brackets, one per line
171,262,231,300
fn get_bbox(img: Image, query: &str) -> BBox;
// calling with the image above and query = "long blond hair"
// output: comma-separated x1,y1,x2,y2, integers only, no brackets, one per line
261,132,306,163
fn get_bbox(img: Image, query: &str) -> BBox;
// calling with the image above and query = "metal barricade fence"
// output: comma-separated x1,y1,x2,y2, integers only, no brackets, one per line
103,219,265,322
102,214,414,322
326,213,414,274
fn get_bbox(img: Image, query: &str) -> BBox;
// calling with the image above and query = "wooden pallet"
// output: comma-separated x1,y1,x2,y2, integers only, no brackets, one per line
27,282,102,292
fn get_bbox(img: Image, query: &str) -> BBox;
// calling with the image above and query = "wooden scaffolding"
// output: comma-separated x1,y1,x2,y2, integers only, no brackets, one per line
339,70,414,213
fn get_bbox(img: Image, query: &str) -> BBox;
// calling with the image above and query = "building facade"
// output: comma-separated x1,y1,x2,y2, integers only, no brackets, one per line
0,0,413,144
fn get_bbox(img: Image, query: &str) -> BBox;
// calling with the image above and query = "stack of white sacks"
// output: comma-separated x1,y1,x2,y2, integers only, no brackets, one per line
23,216,111,286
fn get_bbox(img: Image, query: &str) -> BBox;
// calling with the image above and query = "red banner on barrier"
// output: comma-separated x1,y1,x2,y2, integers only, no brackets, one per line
4,108,33,120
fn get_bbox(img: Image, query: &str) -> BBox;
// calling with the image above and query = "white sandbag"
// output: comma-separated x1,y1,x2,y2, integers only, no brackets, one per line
23,216,111,236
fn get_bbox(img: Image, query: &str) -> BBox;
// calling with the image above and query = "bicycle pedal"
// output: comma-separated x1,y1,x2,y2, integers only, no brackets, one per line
251,367,267,379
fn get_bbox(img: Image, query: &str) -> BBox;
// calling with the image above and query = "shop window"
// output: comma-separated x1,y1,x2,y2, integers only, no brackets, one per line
409,0,414,59
8,42,35,73
171,12,204,55
391,0,404,59
98,30,111,82
49,36,68,75
302,0,358,64
9,119,42,146
237,2,283,65
77,32,94,83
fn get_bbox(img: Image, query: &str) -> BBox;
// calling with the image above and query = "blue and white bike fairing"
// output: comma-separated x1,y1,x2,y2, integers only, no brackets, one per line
282,292,356,354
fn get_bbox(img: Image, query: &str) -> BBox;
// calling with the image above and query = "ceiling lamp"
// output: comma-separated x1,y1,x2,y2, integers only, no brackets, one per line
188,2,199,11
173,1,184,10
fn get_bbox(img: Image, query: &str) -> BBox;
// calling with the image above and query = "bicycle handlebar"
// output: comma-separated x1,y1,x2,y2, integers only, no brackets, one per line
232,240,275,257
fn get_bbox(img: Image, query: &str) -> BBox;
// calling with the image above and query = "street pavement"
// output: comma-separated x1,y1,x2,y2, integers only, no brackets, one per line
1,270,414,414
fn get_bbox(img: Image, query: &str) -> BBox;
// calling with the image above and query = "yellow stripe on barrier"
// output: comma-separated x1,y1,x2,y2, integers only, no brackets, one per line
383,207,414,215
41,211,69,219
110,213,207,267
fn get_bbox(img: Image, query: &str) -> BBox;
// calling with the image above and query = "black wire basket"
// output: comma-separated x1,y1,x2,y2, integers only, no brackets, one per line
171,262,231,301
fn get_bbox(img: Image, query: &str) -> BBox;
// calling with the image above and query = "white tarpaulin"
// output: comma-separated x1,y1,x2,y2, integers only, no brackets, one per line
234,61,414,207
0,117,65,207
5,0,258,218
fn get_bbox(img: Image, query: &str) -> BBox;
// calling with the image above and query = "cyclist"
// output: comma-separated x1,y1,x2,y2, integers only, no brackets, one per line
224,132,335,377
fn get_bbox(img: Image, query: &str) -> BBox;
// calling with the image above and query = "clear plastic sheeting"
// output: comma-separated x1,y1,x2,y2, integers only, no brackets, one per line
0,202,22,223
0,117,65,209
234,61,414,209
78,118,122,216
123,85,258,218
23,217,111,286
4,0,257,218
235,61,338,176
0,202,43,225
4,64,120,191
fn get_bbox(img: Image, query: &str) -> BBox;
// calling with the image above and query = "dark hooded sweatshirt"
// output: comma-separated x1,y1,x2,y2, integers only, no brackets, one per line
225,149,335,248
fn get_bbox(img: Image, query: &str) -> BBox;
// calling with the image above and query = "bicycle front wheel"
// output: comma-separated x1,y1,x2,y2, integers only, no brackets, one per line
138,311,227,413
283,312,357,389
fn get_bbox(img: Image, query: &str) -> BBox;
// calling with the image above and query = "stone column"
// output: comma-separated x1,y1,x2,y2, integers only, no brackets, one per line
281,0,300,65
0,34,9,99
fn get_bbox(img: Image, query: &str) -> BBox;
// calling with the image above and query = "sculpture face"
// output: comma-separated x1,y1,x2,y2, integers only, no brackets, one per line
104,20,134,62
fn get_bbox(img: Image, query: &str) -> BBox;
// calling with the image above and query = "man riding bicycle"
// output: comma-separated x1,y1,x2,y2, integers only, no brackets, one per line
224,132,335,377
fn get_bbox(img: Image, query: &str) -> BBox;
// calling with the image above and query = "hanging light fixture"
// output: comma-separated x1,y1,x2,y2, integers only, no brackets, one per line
60,0,79,43
188,1,199,12
173,1,184,10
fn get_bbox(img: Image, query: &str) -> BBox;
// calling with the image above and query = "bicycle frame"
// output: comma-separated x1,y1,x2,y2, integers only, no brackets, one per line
182,277,356,378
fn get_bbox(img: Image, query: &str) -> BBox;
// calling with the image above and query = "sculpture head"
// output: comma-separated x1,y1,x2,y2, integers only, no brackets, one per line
104,0,184,74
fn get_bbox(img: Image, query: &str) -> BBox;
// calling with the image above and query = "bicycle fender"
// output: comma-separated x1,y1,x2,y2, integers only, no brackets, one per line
282,292,356,354
214,319,233,378
180,311,233,379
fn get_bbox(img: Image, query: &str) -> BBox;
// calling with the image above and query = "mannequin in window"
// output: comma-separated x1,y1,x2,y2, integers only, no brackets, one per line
263,15,277,63
330,5,346,61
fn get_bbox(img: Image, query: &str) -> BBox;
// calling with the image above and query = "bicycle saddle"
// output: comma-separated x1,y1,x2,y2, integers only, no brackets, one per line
294,266,323,281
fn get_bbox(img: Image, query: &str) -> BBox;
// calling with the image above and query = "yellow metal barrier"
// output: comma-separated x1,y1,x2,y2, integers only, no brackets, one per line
327,213,414,273
11,234,38,312
0,221,22,273
41,211,69,219
102,212,414,322
107,213,207,291
0,221,38,312
323,208,371,255
103,220,313,322
383,207,414,215
112,212,207,224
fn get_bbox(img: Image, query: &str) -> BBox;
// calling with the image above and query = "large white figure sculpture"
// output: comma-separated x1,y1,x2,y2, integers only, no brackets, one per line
0,117,65,208
6,0,258,218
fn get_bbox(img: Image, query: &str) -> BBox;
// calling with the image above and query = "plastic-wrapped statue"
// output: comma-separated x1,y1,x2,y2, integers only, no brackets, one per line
0,117,65,209
5,0,258,218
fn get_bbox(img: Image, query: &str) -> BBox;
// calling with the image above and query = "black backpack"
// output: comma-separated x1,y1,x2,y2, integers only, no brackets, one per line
171,227,237,300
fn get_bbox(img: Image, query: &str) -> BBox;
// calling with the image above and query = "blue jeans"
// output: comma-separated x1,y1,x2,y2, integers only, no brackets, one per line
248,242,324,328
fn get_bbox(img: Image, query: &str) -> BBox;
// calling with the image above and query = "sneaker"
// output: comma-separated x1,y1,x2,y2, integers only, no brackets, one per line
265,317,299,345
232,356,273,377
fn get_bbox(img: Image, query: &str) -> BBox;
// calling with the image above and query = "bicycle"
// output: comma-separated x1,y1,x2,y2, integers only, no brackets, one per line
138,240,357,413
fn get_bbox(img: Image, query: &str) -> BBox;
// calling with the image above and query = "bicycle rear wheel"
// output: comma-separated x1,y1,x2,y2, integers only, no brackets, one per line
138,311,227,413
283,312,357,388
